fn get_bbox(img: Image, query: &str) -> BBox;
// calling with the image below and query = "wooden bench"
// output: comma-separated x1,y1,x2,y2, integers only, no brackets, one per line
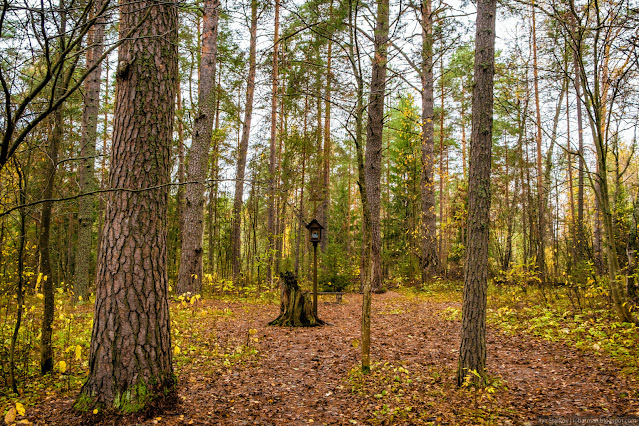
317,291,344,303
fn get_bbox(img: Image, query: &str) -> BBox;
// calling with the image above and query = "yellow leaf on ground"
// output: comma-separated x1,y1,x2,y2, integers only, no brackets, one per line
58,361,67,373
75,345,82,360
15,402,25,416
4,406,17,424
93,409,98,414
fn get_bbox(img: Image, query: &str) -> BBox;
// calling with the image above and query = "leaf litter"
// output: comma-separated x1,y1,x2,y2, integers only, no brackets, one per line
23,291,639,424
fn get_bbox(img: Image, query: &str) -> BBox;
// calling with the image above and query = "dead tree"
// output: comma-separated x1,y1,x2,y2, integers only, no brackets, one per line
268,272,324,327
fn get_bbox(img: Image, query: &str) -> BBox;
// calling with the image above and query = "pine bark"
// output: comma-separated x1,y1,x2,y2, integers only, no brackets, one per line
267,0,280,287
75,0,106,302
457,0,496,386
420,0,438,283
177,0,220,295
76,0,179,411
364,0,389,294
231,0,258,286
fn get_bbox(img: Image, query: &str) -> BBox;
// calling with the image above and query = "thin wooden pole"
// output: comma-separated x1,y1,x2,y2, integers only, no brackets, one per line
313,242,318,318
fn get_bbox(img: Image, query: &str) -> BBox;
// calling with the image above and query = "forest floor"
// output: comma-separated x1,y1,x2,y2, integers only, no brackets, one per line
21,290,639,425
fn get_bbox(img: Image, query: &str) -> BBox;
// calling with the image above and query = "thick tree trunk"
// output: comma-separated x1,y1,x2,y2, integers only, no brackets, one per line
365,0,389,294
457,0,496,386
177,0,219,295
420,0,438,283
268,272,324,327
231,0,257,287
76,0,178,411
75,1,105,302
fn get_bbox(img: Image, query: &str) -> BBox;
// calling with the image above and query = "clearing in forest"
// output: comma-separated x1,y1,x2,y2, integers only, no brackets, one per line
24,290,639,424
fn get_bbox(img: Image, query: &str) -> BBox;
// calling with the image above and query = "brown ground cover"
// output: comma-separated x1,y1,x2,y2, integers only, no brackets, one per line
25,291,639,425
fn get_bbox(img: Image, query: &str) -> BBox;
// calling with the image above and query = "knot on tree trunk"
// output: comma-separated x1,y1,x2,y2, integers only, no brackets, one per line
268,271,324,327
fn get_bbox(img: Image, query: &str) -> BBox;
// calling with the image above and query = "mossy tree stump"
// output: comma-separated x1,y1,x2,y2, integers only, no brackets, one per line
268,272,325,327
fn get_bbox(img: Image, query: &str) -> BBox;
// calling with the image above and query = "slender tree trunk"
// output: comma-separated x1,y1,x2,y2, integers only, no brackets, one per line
207,75,222,275
420,0,438,283
75,1,106,302
361,0,389,374
40,54,66,376
295,95,309,275
76,0,179,410
321,12,333,252
438,56,446,271
173,85,185,282
460,87,468,180
231,0,258,287
177,0,219,295
275,78,286,276
96,61,110,258
267,0,280,287
573,42,586,262
504,142,512,271
9,166,26,393
365,0,389,294
545,79,566,272
457,0,496,386
349,0,371,371
566,84,576,267
531,5,546,284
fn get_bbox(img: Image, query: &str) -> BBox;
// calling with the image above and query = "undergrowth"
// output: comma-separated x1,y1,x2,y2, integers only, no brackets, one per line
347,361,516,424
419,277,639,379
486,285,639,378
0,289,273,420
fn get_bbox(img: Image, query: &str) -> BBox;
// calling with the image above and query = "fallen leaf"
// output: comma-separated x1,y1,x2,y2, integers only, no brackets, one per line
4,407,16,424
15,403,25,417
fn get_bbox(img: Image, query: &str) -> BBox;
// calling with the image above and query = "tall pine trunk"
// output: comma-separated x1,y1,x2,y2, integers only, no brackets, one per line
267,0,280,287
531,5,546,284
420,0,438,283
364,0,389,294
177,0,220,294
75,0,106,302
77,0,179,411
457,0,496,386
231,0,257,286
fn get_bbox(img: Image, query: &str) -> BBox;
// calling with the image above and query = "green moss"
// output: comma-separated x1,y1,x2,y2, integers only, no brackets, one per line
75,375,177,414
113,382,151,413
73,392,98,412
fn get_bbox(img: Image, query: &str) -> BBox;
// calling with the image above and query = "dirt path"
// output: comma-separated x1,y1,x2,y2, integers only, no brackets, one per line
28,291,639,425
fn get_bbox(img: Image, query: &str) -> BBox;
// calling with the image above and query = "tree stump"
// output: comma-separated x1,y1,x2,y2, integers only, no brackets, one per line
268,272,325,327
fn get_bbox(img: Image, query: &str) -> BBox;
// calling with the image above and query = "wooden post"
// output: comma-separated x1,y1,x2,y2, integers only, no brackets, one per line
313,242,318,317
